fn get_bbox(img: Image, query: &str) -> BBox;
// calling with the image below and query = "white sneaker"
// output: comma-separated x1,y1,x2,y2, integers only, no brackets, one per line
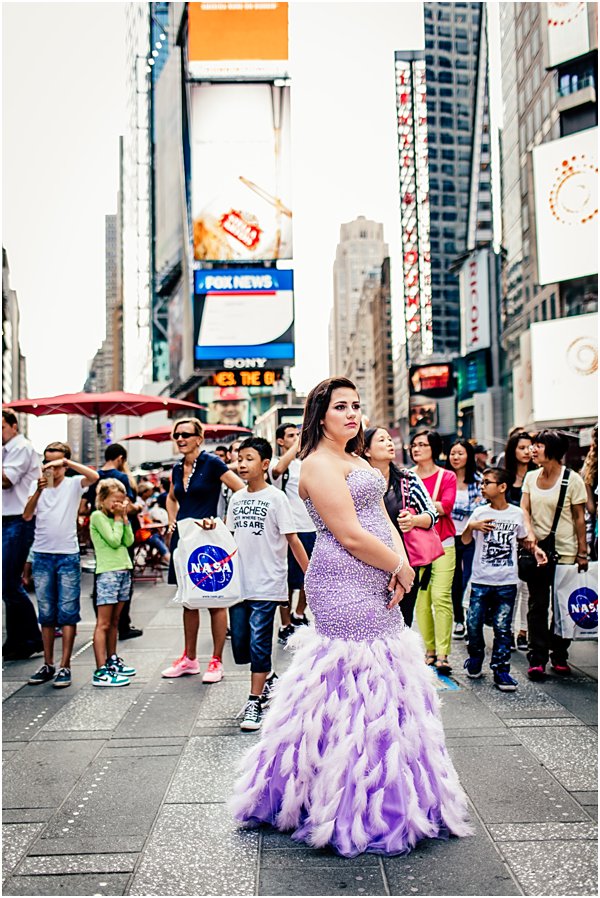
240,697,262,731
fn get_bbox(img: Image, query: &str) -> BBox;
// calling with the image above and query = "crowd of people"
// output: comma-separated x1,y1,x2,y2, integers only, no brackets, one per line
1,383,598,858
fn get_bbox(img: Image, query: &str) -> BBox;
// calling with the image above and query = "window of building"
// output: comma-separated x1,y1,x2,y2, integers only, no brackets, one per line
425,23,435,35
458,134,471,145
439,40,452,51
455,58,468,70
442,211,458,222
440,86,452,97
457,73,469,84
440,115,453,128
443,194,456,206
442,179,456,192
441,148,455,160
429,147,438,159
439,70,452,84
533,103,541,134
441,163,454,175
440,131,453,144
440,101,453,114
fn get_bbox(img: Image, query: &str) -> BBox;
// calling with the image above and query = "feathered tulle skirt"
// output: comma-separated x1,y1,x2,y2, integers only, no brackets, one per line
229,625,473,858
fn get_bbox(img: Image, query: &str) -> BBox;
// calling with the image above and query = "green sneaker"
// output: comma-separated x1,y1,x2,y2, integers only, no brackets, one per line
107,655,136,677
93,666,130,687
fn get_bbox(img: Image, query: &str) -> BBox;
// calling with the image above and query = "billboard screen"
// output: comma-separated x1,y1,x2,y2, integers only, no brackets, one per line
531,314,597,423
409,363,454,398
532,128,598,285
154,53,185,275
194,267,294,370
188,2,288,79
190,83,292,262
198,385,253,428
459,248,491,357
547,2,590,67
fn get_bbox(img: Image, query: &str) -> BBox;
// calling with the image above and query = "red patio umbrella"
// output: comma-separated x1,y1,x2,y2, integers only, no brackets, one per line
4,391,205,434
122,423,252,443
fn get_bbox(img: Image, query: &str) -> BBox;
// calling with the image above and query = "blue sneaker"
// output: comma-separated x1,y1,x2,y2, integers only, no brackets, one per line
463,657,483,678
53,667,72,688
494,670,518,692
93,666,130,687
107,655,136,677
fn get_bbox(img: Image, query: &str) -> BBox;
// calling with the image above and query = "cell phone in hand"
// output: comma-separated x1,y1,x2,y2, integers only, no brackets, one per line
45,467,54,488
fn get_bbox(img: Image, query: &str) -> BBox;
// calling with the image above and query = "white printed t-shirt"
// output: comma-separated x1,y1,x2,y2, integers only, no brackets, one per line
467,503,527,586
32,475,88,555
269,458,316,533
226,485,296,601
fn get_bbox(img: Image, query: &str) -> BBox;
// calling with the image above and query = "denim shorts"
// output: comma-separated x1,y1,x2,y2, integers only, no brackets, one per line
96,570,132,606
288,531,317,590
31,552,81,627
229,600,278,673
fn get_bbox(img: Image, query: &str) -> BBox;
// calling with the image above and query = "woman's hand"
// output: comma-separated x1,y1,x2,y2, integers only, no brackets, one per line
387,563,415,608
397,510,415,532
522,531,537,552
196,517,217,531
167,519,177,535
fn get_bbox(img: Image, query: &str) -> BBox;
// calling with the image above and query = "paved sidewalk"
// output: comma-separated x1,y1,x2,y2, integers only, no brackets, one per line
2,575,597,896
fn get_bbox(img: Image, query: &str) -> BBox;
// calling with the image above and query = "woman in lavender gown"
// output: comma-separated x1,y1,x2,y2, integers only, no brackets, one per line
230,377,472,857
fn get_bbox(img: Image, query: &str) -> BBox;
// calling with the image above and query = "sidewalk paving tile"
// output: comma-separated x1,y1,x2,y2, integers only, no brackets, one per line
15,852,137,875
194,680,250,721
382,817,519,896
40,686,142,732
3,809,54,824
503,717,585,727
514,726,598,791
499,839,597,896
451,744,588,823
2,696,71,742
488,821,597,841
166,734,254,803
129,803,258,896
2,873,130,895
35,753,178,854
113,693,203,738
258,864,387,896
2,824,45,882
438,690,503,730
259,845,380,867
2,740,101,809
3,682,25,701
570,791,598,806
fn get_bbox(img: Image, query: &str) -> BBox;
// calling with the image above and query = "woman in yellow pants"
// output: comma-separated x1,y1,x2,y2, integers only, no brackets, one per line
410,430,457,674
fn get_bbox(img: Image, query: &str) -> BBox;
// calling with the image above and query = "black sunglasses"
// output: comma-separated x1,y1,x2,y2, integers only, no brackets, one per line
173,431,197,440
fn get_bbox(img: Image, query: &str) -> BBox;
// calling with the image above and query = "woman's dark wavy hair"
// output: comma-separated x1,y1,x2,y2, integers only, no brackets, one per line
299,377,364,460
446,439,478,484
503,431,536,483
363,426,407,502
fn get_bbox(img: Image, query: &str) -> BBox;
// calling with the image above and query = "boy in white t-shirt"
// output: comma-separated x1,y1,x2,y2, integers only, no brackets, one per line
227,437,309,732
461,467,547,692
23,441,99,689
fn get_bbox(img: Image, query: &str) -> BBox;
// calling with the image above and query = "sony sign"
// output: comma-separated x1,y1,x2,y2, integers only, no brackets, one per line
459,248,491,357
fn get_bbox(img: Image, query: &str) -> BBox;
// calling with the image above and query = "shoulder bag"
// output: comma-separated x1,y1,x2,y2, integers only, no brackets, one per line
518,468,570,582
399,470,444,568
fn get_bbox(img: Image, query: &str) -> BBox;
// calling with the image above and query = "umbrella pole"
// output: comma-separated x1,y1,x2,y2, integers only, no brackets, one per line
96,415,102,469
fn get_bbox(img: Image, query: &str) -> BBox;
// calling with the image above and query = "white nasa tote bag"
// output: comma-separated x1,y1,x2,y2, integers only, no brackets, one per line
172,518,241,609
553,562,598,640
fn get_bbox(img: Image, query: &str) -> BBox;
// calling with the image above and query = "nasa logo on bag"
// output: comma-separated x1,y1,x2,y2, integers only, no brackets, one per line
187,545,237,593
567,586,598,630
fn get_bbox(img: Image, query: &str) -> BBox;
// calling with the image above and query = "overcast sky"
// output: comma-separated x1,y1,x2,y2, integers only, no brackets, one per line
3,1,423,451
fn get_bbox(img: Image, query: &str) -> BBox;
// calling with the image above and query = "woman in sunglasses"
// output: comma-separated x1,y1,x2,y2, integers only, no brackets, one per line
162,418,244,683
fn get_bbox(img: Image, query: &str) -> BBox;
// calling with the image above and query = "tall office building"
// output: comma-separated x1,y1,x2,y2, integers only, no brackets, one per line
396,3,492,369
2,248,28,433
499,2,598,427
329,216,388,377
122,2,152,392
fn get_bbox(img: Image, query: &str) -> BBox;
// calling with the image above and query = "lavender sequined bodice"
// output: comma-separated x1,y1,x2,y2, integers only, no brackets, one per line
304,468,405,641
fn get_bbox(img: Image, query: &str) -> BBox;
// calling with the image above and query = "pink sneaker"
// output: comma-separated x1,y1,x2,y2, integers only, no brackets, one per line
202,656,224,683
161,653,201,678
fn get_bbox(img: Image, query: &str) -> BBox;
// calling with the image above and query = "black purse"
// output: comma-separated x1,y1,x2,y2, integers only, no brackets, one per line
518,469,570,582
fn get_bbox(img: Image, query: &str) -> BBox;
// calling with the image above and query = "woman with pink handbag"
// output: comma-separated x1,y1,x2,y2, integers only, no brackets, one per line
410,430,458,674
363,427,440,627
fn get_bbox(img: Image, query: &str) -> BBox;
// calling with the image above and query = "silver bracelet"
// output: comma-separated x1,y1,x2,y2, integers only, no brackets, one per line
389,559,403,577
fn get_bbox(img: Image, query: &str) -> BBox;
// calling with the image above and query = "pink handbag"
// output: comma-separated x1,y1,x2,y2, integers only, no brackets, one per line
399,471,445,568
